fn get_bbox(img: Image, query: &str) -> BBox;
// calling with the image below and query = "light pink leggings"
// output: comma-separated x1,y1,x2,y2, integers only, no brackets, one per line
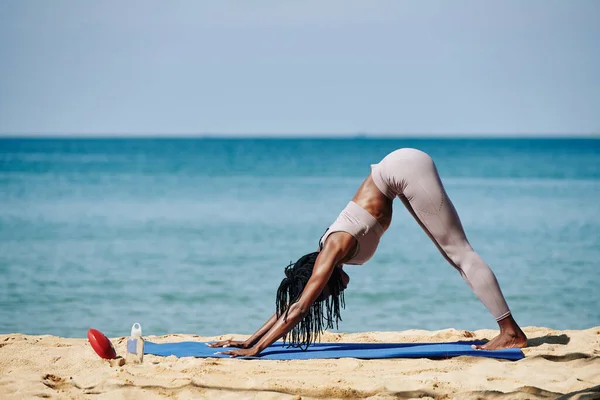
371,148,511,321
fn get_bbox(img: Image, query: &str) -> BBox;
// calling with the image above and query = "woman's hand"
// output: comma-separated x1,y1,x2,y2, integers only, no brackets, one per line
217,347,260,358
206,339,249,349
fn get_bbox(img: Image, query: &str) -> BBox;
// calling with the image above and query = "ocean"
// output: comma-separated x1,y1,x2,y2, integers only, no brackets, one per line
1,138,599,339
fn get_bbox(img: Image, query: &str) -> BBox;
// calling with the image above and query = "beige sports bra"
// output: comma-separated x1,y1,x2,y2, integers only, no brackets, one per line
319,201,385,265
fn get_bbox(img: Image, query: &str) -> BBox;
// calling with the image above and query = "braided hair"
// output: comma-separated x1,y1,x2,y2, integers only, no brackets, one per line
275,251,346,350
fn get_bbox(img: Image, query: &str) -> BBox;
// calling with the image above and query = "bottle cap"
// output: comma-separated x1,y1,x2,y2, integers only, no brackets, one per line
131,323,142,338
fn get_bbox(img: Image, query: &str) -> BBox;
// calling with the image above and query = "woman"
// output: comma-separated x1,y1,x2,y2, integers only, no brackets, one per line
208,148,527,357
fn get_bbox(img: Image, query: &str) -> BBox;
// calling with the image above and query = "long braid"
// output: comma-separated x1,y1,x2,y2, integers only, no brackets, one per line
276,252,346,350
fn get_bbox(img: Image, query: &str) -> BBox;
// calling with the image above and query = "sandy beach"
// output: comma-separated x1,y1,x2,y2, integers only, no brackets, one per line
1,326,599,400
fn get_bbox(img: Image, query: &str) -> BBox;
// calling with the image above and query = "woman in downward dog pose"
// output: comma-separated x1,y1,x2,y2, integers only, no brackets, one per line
209,148,527,357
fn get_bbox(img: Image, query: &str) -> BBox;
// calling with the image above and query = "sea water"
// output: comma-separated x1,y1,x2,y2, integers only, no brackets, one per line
1,138,598,338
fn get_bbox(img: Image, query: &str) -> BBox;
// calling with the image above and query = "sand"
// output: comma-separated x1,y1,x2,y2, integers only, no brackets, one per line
1,326,599,399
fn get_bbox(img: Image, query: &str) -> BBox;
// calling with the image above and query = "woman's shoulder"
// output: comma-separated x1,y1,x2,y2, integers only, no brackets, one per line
320,231,358,264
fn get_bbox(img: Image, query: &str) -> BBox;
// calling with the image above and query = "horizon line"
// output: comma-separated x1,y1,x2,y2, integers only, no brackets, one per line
0,132,597,139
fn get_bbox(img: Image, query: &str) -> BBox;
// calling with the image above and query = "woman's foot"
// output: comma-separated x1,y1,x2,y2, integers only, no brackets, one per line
472,315,527,350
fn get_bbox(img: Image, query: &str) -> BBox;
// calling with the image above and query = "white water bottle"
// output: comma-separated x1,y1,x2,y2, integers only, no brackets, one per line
126,323,144,364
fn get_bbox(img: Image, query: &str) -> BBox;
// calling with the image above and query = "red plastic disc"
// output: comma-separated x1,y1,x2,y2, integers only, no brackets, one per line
87,328,117,359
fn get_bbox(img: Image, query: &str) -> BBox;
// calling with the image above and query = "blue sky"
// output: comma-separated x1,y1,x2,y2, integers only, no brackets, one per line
1,0,598,136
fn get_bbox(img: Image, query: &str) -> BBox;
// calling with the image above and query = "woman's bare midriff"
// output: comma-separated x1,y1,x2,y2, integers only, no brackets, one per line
351,175,393,231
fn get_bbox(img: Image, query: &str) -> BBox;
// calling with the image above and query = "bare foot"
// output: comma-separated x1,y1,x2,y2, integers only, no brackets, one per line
472,330,527,350
472,314,527,350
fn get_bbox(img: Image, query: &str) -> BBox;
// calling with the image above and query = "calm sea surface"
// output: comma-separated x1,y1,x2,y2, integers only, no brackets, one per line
1,138,599,338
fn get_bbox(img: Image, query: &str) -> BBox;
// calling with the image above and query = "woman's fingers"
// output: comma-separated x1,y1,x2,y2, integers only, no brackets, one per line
215,350,238,357
215,347,257,357
207,340,247,348
206,340,230,348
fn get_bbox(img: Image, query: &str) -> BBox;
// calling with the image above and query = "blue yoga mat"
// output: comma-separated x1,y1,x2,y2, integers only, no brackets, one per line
145,341,524,361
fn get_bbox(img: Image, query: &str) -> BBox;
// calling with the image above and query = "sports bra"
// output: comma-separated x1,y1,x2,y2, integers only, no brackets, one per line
319,201,385,265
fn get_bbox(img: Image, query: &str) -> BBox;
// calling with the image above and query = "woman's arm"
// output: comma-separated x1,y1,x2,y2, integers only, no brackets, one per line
244,312,279,347
220,233,355,357
207,313,278,349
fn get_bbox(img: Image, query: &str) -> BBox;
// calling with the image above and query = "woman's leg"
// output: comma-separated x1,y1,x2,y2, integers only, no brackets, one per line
396,150,526,349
